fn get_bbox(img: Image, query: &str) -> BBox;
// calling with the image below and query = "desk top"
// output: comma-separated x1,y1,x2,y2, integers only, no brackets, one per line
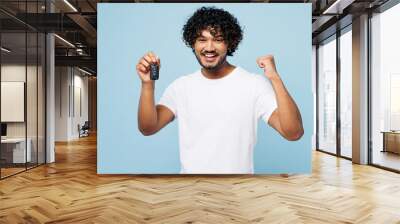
1,138,28,143
381,131,400,134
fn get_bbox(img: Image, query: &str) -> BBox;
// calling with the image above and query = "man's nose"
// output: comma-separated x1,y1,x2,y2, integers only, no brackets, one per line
204,40,215,51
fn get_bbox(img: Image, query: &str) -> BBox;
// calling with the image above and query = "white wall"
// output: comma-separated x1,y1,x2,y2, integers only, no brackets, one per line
55,66,69,141
72,72,89,138
1,65,26,132
1,65,42,138
1,64,46,164
55,67,89,141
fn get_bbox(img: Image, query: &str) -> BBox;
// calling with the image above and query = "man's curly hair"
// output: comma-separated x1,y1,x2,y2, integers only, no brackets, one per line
182,7,243,56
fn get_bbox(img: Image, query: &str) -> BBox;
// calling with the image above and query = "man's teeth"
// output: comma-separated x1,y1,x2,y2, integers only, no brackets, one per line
205,54,216,57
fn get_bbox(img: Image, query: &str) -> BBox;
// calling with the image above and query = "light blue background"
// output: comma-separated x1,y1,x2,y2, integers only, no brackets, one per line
98,3,312,174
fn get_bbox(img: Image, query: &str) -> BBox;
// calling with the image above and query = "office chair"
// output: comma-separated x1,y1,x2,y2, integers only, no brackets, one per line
79,121,90,138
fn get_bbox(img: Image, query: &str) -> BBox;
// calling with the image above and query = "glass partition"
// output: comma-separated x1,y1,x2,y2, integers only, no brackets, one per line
0,1,46,179
1,31,28,177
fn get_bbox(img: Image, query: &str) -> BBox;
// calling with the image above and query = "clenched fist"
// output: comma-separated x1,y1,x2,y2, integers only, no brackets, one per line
256,55,280,80
136,51,161,83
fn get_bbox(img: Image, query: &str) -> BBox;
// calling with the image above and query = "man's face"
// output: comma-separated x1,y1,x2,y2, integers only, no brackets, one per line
193,29,228,70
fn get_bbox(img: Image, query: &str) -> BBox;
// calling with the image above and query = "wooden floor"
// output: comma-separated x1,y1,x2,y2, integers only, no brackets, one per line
1,163,45,178
1,135,400,224
0,167,26,178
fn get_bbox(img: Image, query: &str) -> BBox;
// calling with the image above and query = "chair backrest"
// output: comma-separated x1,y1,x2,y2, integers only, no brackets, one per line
82,121,90,129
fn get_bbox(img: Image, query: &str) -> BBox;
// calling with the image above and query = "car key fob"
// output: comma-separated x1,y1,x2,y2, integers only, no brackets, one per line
150,64,159,80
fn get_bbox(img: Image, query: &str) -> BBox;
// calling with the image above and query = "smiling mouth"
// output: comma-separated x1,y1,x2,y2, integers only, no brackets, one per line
202,53,218,62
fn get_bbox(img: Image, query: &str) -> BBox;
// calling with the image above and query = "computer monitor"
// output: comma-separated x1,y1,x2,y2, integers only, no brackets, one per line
1,123,7,137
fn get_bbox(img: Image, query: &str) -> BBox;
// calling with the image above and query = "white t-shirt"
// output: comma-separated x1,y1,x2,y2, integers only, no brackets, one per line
158,66,277,174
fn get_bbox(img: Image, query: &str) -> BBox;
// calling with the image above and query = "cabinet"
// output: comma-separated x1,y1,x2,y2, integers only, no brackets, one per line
381,131,400,154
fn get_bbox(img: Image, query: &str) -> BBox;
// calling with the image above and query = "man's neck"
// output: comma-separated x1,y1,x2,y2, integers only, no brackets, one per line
201,62,236,80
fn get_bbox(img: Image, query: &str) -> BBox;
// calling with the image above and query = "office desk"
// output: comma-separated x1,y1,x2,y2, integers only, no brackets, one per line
381,131,400,154
1,138,31,163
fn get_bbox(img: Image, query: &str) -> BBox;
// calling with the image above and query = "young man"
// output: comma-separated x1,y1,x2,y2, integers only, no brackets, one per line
136,7,303,174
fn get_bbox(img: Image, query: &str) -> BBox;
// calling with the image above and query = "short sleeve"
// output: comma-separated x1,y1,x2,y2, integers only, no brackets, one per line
254,75,277,123
157,80,179,117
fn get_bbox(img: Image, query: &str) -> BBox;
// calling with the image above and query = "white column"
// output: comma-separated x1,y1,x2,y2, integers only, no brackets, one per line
46,1,55,163
46,33,55,163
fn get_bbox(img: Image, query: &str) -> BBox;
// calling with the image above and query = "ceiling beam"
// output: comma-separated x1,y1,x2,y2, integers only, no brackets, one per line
55,55,96,70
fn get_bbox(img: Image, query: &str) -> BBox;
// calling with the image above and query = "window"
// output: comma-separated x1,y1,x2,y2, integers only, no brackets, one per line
339,28,352,158
318,36,337,154
371,2,400,171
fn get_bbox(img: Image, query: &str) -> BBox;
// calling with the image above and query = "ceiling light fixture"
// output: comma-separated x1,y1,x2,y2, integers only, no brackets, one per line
78,67,93,76
63,0,78,12
1,47,11,53
54,34,75,48
322,0,354,15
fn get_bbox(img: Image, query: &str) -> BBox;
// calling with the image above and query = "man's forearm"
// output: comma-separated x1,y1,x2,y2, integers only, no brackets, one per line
138,82,158,133
270,75,303,138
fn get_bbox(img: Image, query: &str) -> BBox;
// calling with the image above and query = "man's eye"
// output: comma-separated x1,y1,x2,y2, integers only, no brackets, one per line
198,39,206,42
216,39,224,42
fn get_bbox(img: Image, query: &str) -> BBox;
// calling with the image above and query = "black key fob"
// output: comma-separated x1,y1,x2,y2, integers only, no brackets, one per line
150,64,159,80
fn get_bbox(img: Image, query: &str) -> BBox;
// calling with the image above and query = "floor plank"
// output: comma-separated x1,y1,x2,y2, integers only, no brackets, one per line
1,134,400,223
